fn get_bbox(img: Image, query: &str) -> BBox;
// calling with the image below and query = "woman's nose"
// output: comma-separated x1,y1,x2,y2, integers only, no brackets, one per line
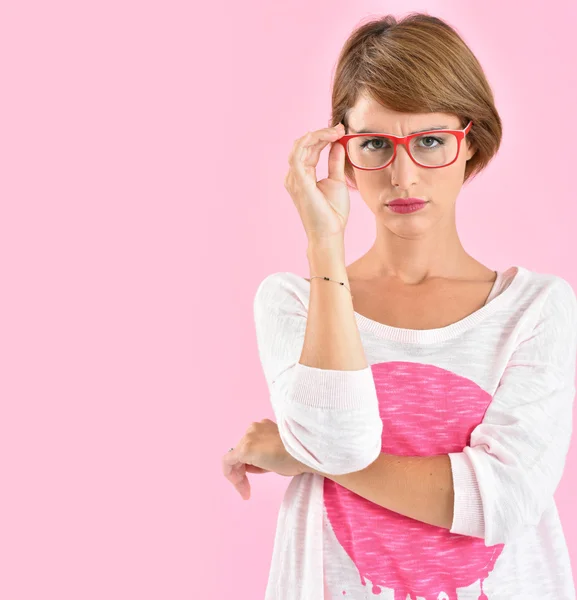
389,144,419,186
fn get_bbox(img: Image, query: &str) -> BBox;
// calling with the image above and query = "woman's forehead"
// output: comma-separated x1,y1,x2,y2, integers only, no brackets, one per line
345,103,458,133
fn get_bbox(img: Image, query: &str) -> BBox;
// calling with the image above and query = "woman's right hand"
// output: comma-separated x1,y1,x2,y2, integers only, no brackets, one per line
284,123,350,243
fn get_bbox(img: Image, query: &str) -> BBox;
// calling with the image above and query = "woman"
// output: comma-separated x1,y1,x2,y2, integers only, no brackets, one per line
223,13,577,600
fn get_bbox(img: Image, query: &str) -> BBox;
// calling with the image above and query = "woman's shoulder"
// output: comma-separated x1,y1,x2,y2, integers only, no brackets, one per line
254,272,311,315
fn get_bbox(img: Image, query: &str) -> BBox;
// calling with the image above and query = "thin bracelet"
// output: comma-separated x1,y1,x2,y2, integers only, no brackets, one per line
309,275,353,298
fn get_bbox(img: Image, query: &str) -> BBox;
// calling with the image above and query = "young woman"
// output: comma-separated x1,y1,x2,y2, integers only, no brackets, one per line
223,12,577,600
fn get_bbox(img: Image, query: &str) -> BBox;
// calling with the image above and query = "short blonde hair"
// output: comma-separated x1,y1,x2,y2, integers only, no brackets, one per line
330,13,503,189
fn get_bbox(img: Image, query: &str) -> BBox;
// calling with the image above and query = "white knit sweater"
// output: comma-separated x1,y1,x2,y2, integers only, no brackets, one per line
253,265,577,600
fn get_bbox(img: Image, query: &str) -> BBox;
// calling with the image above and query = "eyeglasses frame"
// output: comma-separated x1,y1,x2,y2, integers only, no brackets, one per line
335,120,474,170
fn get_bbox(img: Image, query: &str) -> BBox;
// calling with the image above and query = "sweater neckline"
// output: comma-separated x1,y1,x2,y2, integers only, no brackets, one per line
290,265,526,344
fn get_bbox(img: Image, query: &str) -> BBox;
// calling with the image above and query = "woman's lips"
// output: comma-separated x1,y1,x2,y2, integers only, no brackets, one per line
387,197,427,206
386,201,428,214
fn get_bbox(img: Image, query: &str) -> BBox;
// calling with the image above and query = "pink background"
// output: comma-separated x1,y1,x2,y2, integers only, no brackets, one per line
1,1,576,598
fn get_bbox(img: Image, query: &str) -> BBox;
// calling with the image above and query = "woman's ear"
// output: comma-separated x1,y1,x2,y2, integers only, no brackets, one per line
465,139,478,161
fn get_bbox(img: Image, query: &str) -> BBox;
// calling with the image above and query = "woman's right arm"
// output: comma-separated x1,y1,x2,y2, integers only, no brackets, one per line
253,270,382,476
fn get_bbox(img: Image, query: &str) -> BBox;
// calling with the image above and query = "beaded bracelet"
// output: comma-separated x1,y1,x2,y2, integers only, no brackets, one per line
310,275,353,298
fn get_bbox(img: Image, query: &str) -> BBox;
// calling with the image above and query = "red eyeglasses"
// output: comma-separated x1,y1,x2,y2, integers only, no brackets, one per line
335,121,473,170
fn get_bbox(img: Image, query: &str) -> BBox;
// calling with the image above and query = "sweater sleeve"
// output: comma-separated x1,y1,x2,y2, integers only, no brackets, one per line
448,277,577,546
253,272,383,475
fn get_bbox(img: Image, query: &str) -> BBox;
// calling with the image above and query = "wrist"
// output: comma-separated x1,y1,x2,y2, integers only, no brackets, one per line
307,235,346,261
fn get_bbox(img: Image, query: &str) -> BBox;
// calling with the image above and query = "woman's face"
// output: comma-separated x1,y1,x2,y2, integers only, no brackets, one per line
345,95,477,237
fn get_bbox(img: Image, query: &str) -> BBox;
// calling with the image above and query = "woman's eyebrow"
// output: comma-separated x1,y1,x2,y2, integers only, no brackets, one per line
348,125,449,134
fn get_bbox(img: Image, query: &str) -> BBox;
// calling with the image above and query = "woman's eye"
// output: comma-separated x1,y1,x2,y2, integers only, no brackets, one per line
361,138,388,150
419,136,443,148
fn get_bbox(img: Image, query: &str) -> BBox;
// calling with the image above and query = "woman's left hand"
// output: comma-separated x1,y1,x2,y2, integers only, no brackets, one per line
222,418,311,500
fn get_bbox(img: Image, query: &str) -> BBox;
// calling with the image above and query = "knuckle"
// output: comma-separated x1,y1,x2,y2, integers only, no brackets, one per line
295,131,310,146
247,421,260,434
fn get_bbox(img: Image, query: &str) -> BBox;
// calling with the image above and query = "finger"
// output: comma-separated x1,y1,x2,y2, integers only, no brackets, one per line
285,126,341,191
226,467,251,499
222,457,251,499
245,465,270,474
289,125,344,174
327,139,346,182
290,126,341,169
292,131,342,188
235,474,251,500
221,447,243,477
302,125,346,170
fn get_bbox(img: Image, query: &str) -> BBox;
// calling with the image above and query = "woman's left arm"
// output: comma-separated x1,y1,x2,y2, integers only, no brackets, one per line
223,418,454,531
307,453,454,530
